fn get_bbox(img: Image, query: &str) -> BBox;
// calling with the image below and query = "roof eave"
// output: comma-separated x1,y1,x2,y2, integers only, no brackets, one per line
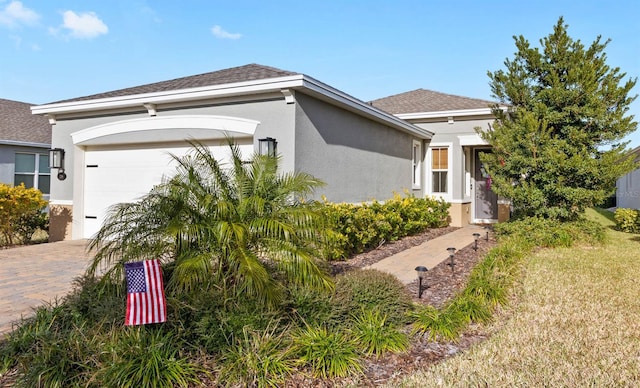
396,107,507,120
0,139,50,148
30,75,307,116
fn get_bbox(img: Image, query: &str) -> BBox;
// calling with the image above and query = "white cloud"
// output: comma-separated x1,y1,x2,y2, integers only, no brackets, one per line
0,1,40,28
60,10,108,39
211,25,241,40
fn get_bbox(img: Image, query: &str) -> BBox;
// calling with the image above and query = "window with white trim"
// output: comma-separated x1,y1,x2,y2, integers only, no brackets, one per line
14,153,50,194
412,140,421,189
431,147,448,193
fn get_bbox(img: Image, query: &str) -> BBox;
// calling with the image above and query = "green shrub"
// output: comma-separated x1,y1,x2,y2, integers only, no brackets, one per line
93,327,204,388
292,325,361,378
285,284,337,328
63,275,125,326
194,296,283,352
494,216,606,248
321,193,450,258
352,309,409,357
333,269,413,326
14,209,48,244
614,208,640,233
218,324,294,387
0,183,47,246
3,302,98,387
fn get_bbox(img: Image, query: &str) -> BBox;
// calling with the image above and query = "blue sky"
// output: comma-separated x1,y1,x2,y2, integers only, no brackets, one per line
1,0,639,147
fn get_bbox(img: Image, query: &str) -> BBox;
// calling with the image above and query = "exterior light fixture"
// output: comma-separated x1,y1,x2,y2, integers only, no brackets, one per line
484,226,489,241
414,266,429,298
258,137,277,157
49,148,66,180
447,247,456,271
473,233,481,251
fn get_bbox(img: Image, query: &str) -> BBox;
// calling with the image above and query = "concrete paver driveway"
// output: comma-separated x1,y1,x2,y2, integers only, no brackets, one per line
0,240,94,336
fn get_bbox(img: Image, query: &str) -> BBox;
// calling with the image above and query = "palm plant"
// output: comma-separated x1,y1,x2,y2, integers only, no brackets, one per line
87,139,333,305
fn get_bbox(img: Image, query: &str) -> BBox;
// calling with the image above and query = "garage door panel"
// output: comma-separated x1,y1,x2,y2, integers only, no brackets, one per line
83,144,252,239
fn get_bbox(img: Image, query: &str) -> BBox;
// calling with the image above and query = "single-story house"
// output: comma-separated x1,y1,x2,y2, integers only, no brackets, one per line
0,98,51,198
32,64,508,242
32,64,442,241
370,89,510,225
616,146,640,209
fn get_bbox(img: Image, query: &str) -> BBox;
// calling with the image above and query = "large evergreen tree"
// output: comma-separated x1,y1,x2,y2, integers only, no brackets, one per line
480,17,637,220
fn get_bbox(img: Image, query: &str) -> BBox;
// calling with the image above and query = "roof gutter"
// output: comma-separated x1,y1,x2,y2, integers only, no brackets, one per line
396,106,507,120
31,75,432,139
0,139,50,148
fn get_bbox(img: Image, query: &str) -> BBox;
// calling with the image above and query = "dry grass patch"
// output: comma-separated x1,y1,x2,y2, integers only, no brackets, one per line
389,211,640,387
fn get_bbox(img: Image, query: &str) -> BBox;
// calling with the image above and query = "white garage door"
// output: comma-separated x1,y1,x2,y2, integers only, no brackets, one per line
83,144,253,239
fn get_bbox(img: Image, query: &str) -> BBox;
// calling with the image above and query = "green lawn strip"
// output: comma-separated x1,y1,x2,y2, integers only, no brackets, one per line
388,209,640,387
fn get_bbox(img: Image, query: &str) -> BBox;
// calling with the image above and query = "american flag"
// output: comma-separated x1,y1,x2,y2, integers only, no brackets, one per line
124,259,167,326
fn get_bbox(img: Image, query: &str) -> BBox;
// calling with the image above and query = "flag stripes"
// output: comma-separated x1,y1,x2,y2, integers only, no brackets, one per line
124,259,166,326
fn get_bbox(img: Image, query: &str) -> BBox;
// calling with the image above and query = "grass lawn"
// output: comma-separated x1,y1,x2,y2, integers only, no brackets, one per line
389,209,640,386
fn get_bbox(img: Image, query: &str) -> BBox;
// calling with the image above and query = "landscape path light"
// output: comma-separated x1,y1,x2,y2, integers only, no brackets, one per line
473,233,481,251
414,266,428,298
447,247,456,271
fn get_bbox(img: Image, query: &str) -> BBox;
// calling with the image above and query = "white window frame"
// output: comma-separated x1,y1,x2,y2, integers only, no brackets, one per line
412,139,422,189
427,143,453,201
14,152,50,194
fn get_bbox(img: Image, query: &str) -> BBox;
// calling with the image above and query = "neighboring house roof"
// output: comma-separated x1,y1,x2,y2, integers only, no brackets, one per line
370,88,497,118
32,64,432,139
0,98,51,146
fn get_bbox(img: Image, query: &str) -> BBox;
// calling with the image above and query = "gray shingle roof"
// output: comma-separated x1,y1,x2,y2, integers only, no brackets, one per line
52,64,299,104
370,88,496,114
0,98,51,144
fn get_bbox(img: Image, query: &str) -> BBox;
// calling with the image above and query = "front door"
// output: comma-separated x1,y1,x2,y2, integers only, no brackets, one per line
474,149,498,221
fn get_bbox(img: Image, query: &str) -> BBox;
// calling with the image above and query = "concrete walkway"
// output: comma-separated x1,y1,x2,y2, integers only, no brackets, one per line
0,240,93,336
367,224,487,284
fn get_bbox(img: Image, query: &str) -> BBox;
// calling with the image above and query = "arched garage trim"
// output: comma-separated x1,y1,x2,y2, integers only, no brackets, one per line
71,115,260,146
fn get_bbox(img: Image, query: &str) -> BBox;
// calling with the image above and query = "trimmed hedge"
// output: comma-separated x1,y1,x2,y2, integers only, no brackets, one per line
321,193,450,259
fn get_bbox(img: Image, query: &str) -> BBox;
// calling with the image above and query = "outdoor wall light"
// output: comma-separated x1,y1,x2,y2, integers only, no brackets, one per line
447,247,456,271
258,137,277,157
48,148,66,180
473,233,481,251
414,266,429,298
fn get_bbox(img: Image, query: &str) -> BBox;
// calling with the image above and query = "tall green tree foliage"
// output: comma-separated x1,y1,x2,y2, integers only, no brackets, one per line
480,17,637,220
88,140,333,305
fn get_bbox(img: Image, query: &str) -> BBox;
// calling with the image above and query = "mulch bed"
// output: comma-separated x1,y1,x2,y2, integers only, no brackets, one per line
0,227,499,388
288,226,499,387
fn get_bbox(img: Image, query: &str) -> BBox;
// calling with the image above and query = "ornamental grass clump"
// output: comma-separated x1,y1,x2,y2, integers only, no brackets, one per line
93,327,204,388
292,325,362,378
218,324,294,388
352,309,409,357
409,305,466,342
